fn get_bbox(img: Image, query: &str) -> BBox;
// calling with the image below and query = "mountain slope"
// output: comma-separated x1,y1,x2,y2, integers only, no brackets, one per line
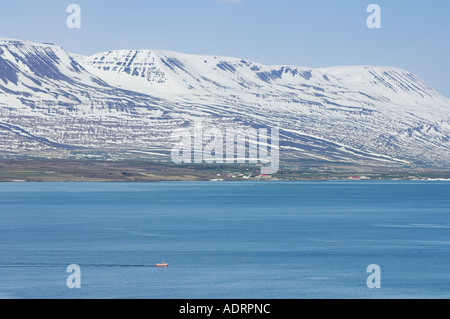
81,49,450,166
0,39,199,159
0,39,449,167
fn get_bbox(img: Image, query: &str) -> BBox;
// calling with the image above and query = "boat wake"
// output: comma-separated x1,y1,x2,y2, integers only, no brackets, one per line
0,262,159,268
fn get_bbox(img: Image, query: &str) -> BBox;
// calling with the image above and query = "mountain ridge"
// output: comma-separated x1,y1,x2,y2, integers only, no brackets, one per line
0,38,449,168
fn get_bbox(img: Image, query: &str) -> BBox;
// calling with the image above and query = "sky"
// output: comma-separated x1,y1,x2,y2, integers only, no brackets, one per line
0,0,449,97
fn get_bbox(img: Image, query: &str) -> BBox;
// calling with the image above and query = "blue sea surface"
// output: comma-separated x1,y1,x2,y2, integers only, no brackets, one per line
0,181,449,299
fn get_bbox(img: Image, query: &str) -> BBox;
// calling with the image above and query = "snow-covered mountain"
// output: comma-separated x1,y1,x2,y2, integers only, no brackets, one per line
0,39,189,159
1,39,449,167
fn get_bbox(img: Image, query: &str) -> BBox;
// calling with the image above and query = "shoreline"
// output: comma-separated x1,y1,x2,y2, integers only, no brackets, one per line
0,159,449,183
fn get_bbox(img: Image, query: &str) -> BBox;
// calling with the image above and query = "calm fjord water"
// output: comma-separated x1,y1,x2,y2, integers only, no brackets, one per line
0,181,449,299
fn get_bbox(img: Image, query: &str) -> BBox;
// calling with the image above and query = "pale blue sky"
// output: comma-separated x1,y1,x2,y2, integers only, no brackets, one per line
1,0,449,97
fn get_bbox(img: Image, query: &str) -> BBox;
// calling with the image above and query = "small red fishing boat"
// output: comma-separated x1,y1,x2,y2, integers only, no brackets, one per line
155,258,168,267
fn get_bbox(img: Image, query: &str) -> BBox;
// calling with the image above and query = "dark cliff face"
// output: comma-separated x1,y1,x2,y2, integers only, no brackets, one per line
0,48,19,86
